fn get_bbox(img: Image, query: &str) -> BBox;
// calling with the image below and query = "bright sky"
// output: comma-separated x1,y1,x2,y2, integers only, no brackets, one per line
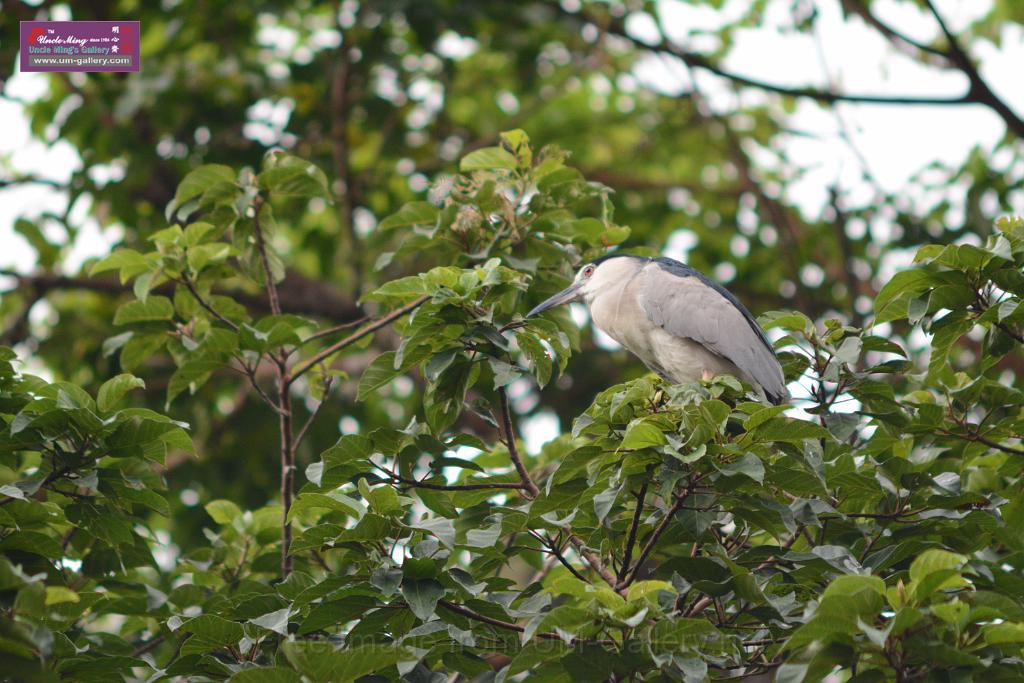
2,0,1022,446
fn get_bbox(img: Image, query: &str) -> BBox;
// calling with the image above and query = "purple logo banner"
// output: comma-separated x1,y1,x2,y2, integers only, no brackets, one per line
20,21,140,73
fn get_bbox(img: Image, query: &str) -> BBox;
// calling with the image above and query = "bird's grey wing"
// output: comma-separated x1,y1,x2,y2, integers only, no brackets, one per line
638,261,788,403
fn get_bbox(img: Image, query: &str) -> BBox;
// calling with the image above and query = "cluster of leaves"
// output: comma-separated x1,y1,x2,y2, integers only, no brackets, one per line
3,134,1024,682
0,350,185,679
89,152,333,403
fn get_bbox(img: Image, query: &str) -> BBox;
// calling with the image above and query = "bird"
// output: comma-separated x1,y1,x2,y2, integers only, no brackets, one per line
526,253,789,405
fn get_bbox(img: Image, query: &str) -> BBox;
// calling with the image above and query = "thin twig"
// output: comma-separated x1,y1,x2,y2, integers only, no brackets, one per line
529,531,591,584
233,357,285,415
249,194,295,578
922,0,1024,138
496,386,539,497
292,376,335,453
251,195,281,316
598,19,969,106
288,295,429,386
437,599,613,645
377,464,527,492
840,0,949,60
617,481,649,582
278,360,294,578
130,634,167,657
619,495,686,588
567,533,622,592
294,316,370,350
437,599,543,636
180,275,239,331
495,386,620,592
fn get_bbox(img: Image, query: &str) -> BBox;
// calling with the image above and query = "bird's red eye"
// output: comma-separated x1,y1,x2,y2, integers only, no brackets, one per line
583,266,595,277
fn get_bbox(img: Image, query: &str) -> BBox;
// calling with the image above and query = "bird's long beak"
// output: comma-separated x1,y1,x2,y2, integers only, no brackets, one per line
526,281,583,318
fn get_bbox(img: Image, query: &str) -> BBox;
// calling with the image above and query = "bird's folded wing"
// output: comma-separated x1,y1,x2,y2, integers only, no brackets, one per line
638,262,788,402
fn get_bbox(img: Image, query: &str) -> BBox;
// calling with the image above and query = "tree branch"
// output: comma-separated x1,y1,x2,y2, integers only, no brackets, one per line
922,0,1024,138
0,176,66,190
599,21,967,106
937,429,1024,456
593,9,1024,139
840,0,949,61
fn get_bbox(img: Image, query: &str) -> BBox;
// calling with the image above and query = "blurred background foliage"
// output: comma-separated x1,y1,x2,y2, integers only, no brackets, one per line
2,0,1023,614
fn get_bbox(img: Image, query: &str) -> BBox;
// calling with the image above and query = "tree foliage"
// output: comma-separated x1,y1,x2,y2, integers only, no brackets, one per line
4,131,1024,681
3,1,1024,680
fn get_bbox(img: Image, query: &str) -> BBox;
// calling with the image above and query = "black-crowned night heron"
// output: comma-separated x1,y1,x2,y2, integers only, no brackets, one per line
527,254,790,405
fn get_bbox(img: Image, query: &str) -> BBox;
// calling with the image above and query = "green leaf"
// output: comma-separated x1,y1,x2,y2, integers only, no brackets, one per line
621,418,667,450
322,434,373,468
488,358,521,388
187,242,232,273
500,128,532,167
44,586,79,605
96,373,145,413
909,549,967,583
378,202,439,232
250,608,292,636
401,578,444,620
715,453,764,483
258,155,332,201
228,668,303,683
120,332,167,371
984,622,1024,645
363,483,401,515
167,358,223,404
460,146,518,171
822,575,885,602
518,332,553,387
89,248,152,280
205,499,242,525
282,642,410,683
113,296,175,325
180,614,245,654
168,164,236,220
357,352,401,401
410,517,456,549
874,269,937,323
749,417,829,442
